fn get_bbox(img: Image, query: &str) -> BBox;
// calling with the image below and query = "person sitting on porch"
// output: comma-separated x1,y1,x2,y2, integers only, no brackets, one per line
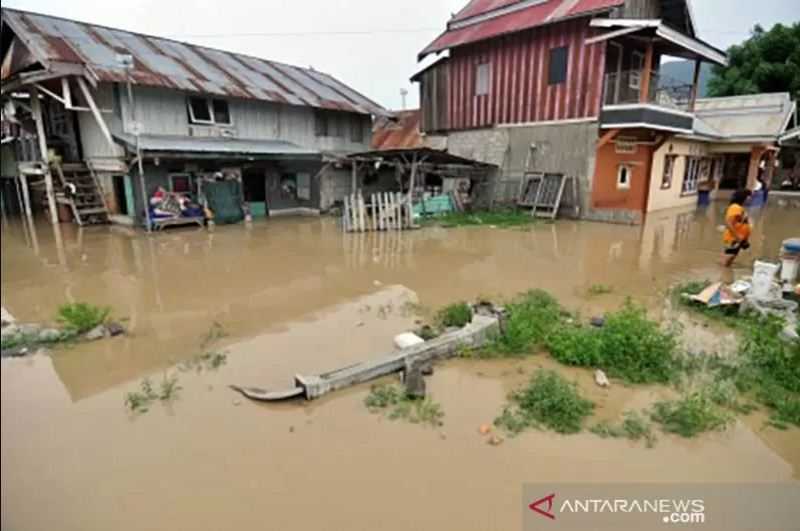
722,189,753,268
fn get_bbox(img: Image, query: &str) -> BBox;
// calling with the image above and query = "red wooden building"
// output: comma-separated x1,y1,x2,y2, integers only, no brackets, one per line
414,0,730,222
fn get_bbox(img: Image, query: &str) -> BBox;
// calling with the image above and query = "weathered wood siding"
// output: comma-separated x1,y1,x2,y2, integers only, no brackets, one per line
426,17,606,132
419,61,449,133
614,0,661,19
106,84,371,153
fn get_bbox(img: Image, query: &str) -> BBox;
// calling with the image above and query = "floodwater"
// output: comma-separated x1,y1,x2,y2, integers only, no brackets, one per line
2,200,799,531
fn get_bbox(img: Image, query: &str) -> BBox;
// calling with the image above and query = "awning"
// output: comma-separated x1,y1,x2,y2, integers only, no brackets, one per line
113,133,320,159
589,19,728,66
781,127,800,146
348,147,497,168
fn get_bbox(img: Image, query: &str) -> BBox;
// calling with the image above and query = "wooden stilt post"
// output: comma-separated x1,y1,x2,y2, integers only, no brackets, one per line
29,87,58,225
351,161,358,194
371,193,377,231
343,195,350,232
19,174,33,223
358,192,366,232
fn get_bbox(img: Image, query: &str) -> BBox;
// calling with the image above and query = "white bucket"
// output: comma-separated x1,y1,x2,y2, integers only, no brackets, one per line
752,261,780,299
781,256,799,284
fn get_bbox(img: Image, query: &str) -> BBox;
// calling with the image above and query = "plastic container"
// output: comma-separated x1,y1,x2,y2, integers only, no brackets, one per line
751,261,780,299
393,332,425,349
783,238,800,254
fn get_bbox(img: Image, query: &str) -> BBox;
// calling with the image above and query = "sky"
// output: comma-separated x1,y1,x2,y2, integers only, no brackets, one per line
3,0,798,110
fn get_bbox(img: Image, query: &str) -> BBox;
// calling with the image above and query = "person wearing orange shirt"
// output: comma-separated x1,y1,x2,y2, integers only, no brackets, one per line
722,189,753,267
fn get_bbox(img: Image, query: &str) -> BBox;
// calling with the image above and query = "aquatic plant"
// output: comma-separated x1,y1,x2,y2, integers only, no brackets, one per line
201,321,228,347
494,370,594,435
590,410,657,448
436,302,472,329
651,392,733,438
56,302,110,334
587,284,613,296
364,384,444,427
423,209,538,229
124,374,182,414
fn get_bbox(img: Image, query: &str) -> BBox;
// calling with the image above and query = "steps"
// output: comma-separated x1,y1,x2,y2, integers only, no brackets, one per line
53,162,110,226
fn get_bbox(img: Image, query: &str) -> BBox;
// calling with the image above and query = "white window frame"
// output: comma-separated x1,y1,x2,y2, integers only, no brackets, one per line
682,156,700,195
187,97,233,126
476,61,491,96
662,154,677,190
211,99,232,126
617,164,632,190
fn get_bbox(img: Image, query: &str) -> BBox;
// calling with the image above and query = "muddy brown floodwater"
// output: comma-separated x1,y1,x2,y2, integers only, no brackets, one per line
2,201,799,531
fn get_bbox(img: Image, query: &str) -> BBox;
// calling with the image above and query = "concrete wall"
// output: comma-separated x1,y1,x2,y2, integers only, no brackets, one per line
445,121,599,215
647,139,713,213
114,84,371,153
592,140,653,214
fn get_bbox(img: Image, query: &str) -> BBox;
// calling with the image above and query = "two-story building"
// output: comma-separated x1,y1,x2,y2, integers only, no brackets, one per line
1,8,386,227
414,0,736,223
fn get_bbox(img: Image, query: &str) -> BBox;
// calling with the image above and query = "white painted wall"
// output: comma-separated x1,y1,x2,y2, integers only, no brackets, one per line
647,139,715,213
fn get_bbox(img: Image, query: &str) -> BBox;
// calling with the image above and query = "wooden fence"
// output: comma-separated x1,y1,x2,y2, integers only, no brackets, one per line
342,192,414,232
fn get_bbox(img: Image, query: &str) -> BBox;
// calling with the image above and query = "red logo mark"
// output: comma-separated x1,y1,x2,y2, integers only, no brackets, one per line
529,493,556,520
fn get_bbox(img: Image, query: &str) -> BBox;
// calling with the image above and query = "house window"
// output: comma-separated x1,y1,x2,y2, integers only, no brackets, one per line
188,97,232,125
476,61,491,96
662,155,677,189
314,111,328,137
212,99,231,125
617,165,632,190
350,118,364,143
548,46,569,85
682,157,700,195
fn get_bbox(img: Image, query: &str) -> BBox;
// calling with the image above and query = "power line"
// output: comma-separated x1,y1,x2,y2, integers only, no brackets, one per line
166,28,443,39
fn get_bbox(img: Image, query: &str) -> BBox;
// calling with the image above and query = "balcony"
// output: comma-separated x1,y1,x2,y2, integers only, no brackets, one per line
600,69,696,134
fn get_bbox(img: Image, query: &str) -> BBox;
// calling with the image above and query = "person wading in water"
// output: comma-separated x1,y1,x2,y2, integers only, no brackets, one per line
722,189,753,268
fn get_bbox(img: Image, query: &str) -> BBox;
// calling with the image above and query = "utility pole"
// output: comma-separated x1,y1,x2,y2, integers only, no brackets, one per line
400,88,408,110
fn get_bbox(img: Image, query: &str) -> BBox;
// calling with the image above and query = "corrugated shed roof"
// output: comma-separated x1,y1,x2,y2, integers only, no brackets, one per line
694,93,795,141
114,133,320,157
419,0,623,58
1,8,386,116
371,110,423,150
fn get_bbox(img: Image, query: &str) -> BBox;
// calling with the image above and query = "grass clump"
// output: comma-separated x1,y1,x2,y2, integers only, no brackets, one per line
365,384,444,427
436,302,472,329
56,302,110,334
201,321,228,347
495,370,594,435
590,411,657,448
179,351,228,372
587,284,613,296
651,392,733,437
495,290,565,355
546,301,678,384
424,209,537,229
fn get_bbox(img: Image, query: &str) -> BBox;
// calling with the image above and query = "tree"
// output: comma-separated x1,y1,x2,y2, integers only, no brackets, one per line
707,22,800,99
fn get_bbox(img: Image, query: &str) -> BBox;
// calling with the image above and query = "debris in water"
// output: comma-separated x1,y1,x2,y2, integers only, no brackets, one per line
479,424,492,435
394,332,425,349
232,398,242,406
289,426,295,433
595,369,610,388
488,435,504,446
84,325,107,341
106,321,126,336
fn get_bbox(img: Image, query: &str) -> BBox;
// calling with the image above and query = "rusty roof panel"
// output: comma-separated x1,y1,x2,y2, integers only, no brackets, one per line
371,110,423,150
420,0,623,58
2,7,386,116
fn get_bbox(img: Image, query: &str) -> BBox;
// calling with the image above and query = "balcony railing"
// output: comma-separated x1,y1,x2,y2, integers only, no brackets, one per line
603,70,694,111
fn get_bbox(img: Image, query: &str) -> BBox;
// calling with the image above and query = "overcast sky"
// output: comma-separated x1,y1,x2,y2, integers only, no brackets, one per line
4,0,798,110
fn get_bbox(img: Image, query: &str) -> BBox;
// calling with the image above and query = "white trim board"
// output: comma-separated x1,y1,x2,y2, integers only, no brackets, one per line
603,103,695,119
601,122,693,135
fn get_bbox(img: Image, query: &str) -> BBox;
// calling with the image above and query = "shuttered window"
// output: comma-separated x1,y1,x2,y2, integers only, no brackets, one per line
548,46,569,85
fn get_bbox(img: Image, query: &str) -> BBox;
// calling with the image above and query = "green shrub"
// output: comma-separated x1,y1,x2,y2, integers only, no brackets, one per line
56,303,110,333
425,209,537,228
436,302,472,328
496,290,565,354
495,370,594,435
651,392,732,437
587,284,613,296
545,301,677,384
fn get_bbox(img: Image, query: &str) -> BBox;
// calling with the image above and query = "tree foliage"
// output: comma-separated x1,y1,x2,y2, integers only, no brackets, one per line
708,23,800,98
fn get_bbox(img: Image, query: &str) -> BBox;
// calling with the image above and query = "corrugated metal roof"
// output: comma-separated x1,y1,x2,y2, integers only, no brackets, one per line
371,110,423,150
694,93,795,141
1,8,386,116
114,133,320,157
420,0,623,58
